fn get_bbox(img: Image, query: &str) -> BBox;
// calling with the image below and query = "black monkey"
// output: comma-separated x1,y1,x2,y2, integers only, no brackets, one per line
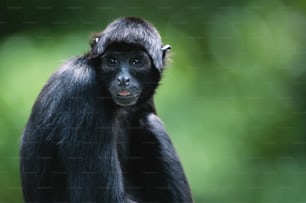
20,17,193,203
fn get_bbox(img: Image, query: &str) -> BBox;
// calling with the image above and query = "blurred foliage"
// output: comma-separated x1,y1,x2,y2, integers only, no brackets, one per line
1,0,306,202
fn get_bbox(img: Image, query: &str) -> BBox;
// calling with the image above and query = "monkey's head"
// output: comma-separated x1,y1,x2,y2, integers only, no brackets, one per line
90,17,171,106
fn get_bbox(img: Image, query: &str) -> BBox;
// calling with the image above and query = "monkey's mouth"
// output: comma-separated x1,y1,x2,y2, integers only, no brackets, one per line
112,90,139,106
117,90,131,96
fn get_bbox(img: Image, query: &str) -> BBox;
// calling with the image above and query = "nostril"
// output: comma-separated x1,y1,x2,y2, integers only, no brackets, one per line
117,76,122,82
123,77,130,86
124,77,130,82
117,76,122,85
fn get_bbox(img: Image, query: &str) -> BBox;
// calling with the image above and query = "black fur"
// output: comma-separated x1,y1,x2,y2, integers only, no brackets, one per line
20,17,193,203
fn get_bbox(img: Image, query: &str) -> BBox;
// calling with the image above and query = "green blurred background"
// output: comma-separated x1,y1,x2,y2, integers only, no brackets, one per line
1,0,306,202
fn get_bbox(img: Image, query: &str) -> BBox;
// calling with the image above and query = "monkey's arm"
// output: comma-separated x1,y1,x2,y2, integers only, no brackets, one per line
139,113,193,203
20,122,60,202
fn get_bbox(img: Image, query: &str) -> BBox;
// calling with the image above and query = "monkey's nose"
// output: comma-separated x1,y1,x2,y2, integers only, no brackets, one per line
117,76,130,86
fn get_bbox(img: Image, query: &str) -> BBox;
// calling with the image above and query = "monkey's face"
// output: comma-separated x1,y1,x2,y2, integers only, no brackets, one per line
100,46,156,106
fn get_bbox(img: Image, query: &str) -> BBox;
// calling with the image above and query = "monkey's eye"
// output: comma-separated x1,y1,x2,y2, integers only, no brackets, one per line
130,57,144,67
107,56,119,66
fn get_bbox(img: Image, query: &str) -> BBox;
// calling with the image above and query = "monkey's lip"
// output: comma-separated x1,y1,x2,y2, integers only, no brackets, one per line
113,92,139,106
116,90,140,98
117,90,131,97
113,90,139,100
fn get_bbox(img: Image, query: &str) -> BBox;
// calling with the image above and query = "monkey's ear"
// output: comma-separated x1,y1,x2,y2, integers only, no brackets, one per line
90,33,102,49
162,44,171,60
161,44,171,51
88,33,106,59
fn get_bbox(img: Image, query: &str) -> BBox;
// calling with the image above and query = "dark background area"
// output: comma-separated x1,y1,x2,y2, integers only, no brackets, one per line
1,0,306,202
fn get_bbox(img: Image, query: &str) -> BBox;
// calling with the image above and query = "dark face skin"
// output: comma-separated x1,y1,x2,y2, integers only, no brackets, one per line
100,46,153,106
